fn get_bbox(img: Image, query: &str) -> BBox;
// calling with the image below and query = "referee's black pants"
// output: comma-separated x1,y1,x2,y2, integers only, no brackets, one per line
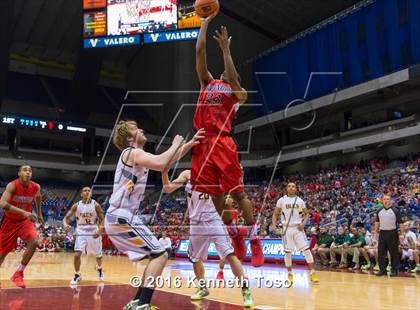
378,229,399,273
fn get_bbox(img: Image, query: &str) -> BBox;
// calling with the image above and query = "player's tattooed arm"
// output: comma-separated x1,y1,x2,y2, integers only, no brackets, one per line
196,13,216,87
63,204,78,231
162,170,190,194
0,182,35,220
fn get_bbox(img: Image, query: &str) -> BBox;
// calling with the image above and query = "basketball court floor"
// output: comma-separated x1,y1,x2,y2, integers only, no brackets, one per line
1,252,419,309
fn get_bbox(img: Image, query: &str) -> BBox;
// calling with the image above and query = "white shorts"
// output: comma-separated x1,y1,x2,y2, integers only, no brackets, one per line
188,218,234,263
104,208,164,261
74,228,102,257
401,249,414,260
283,226,309,252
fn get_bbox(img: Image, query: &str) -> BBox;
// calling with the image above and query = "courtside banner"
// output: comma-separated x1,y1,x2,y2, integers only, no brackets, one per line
144,29,199,44
83,35,141,48
176,238,307,263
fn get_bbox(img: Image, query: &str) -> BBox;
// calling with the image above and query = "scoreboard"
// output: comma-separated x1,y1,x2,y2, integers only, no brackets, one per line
1,114,89,135
83,0,201,48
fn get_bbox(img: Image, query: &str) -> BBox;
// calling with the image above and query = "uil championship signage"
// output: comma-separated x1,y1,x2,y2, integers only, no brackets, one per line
176,239,307,263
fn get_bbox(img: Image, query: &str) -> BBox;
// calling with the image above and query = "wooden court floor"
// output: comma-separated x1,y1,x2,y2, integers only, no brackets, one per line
0,252,419,310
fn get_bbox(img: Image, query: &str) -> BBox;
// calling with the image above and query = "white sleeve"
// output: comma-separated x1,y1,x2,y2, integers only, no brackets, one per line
300,198,306,210
276,198,283,209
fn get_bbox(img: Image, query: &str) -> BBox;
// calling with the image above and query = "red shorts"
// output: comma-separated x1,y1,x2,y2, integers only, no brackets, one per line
191,135,243,195
0,216,38,255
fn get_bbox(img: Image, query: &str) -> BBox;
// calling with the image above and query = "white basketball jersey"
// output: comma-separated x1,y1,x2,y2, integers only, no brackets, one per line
405,231,417,246
76,199,98,231
276,195,306,226
108,147,149,214
188,186,219,224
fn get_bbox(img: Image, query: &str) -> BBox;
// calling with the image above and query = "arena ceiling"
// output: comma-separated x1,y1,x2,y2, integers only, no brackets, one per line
10,0,362,75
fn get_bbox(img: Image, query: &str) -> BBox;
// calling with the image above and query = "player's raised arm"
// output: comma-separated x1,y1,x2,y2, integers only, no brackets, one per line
196,14,216,88
131,130,205,172
166,128,205,168
129,134,185,172
162,170,190,194
0,182,36,221
213,26,248,104
63,203,78,230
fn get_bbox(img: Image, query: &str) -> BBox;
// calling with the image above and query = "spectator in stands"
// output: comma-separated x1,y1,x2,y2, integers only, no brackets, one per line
400,221,416,271
313,227,334,266
308,227,318,251
360,232,379,271
310,208,321,226
412,234,420,273
339,226,366,270
330,226,350,267
159,232,172,257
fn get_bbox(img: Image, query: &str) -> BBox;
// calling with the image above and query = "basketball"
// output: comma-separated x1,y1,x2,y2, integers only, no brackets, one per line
194,0,220,18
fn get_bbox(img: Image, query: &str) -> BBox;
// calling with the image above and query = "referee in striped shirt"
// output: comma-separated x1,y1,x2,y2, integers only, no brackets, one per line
373,194,403,277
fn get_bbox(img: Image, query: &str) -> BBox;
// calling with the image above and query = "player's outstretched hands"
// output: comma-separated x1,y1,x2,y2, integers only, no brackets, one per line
201,12,217,25
24,211,37,222
213,26,231,51
190,128,206,146
172,134,185,146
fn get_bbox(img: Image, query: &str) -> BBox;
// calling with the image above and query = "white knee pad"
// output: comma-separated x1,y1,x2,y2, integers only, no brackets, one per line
304,249,314,264
284,252,292,267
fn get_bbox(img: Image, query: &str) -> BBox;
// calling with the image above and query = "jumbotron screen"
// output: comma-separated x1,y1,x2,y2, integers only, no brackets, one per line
83,0,201,48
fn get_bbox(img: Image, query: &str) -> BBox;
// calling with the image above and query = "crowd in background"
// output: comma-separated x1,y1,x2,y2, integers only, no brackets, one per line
6,155,419,270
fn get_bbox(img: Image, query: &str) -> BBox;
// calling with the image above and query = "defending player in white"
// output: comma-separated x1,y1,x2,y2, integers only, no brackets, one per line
162,169,254,308
63,186,104,285
272,182,319,284
105,120,204,310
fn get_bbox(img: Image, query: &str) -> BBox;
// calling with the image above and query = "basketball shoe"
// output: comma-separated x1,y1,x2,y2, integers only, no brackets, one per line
227,226,246,261
10,270,25,288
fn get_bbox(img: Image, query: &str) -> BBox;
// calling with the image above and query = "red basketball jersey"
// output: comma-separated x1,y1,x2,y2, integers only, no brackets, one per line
193,79,238,135
5,179,39,221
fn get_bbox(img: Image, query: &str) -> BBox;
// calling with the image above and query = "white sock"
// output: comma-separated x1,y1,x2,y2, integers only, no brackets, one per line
17,263,26,272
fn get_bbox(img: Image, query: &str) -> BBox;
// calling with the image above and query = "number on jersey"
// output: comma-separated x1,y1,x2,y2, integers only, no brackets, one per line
199,193,210,200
